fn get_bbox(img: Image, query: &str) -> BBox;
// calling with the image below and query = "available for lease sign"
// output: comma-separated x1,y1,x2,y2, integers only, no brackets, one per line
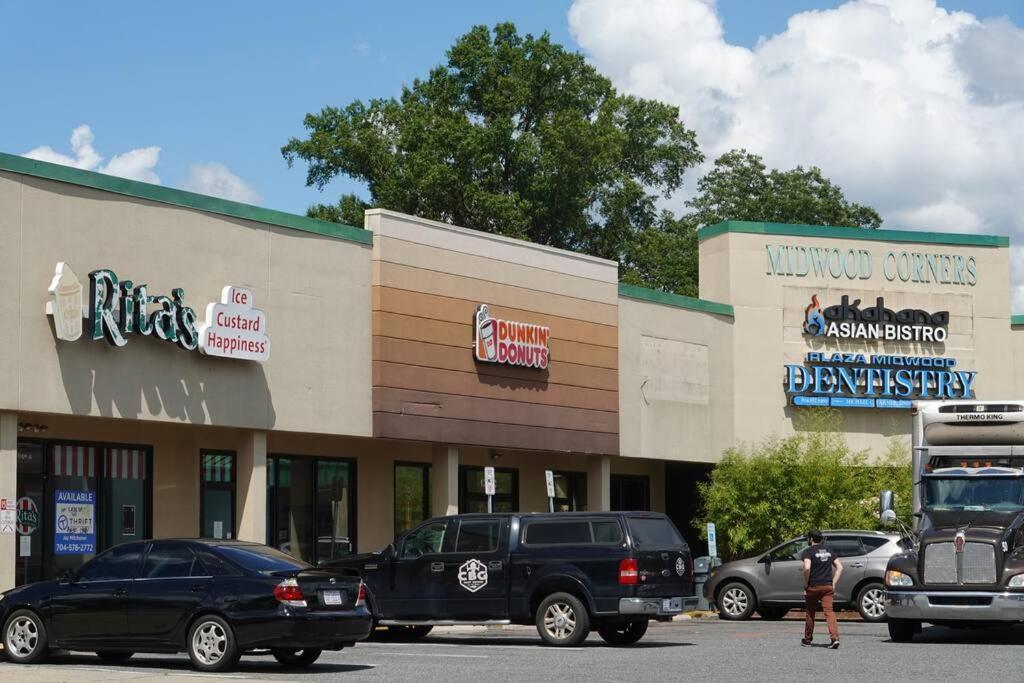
198,286,270,362
474,304,550,369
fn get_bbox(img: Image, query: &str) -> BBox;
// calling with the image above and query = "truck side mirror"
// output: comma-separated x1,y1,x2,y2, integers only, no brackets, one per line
881,509,897,526
879,490,894,519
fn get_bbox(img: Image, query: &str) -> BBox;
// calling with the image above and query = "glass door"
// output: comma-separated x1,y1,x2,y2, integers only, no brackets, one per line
267,456,356,564
200,452,235,539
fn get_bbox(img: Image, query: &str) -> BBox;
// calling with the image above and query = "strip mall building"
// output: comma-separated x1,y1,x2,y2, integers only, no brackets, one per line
0,151,1020,589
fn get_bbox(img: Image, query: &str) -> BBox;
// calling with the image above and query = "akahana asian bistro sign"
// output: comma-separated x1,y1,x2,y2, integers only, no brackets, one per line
474,304,550,370
45,263,269,362
803,294,949,343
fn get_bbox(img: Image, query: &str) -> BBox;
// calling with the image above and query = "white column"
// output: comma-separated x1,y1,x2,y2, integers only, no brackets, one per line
587,454,611,511
431,445,459,517
0,412,17,591
235,431,267,543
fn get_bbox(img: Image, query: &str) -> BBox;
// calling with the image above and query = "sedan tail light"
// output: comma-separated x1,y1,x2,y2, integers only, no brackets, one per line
618,558,639,585
356,581,367,608
274,578,307,607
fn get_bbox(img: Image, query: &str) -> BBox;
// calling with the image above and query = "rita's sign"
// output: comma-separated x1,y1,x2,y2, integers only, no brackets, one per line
803,294,949,343
45,263,269,362
474,304,550,370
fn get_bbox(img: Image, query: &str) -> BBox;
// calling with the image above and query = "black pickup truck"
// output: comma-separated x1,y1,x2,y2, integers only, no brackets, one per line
322,511,696,646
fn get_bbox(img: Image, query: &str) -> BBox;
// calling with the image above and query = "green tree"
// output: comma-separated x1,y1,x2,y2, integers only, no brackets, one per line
686,149,883,229
695,411,910,560
282,22,702,268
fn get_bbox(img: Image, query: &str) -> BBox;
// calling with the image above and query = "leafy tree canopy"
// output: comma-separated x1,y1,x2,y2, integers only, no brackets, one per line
283,22,702,265
695,411,911,560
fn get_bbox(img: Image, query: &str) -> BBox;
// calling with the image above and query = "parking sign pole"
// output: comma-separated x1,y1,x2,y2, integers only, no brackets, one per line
484,466,496,514
545,470,555,513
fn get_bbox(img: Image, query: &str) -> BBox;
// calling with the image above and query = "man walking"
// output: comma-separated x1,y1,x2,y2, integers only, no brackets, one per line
801,529,843,648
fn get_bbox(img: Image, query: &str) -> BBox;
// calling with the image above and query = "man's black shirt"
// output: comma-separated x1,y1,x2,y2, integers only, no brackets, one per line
801,545,836,587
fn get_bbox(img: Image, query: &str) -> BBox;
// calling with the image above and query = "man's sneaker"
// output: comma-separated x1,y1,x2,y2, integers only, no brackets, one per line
801,638,812,646
829,640,840,649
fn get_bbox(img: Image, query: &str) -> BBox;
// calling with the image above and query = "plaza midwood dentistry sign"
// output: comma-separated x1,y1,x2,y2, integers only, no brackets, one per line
474,304,550,369
45,263,270,362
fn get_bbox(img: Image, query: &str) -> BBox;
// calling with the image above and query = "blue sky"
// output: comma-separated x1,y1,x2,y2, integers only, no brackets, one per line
1,0,1022,218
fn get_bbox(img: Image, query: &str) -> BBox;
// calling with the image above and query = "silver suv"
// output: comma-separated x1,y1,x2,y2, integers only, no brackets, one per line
703,531,905,622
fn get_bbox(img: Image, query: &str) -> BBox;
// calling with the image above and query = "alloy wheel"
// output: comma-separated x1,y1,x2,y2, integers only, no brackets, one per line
6,616,39,658
191,620,228,666
861,587,886,619
721,587,749,616
543,601,577,641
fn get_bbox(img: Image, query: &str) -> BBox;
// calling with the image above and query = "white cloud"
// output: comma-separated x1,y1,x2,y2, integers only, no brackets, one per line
24,124,161,184
569,0,1024,302
182,162,261,204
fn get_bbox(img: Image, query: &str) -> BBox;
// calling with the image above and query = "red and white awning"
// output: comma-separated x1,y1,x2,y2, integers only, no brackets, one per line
105,449,146,480
52,445,96,478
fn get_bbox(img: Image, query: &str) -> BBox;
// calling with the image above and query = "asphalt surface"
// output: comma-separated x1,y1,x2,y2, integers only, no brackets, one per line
5,619,1024,682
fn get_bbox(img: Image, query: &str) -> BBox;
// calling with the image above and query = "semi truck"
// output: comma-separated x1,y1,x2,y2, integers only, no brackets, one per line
882,400,1024,641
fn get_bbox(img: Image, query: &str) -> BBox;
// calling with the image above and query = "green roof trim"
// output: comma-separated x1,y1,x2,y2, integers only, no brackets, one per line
0,151,373,246
698,220,1009,248
1011,315,1024,327
618,283,734,317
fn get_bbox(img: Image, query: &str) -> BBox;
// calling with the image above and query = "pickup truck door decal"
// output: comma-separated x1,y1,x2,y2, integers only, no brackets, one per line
458,559,489,592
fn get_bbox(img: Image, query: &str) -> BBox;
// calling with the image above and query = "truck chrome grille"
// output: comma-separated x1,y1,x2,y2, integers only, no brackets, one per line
962,543,996,584
923,542,957,583
922,541,997,584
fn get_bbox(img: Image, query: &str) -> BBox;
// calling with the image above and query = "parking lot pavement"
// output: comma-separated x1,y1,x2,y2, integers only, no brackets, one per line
7,620,1024,682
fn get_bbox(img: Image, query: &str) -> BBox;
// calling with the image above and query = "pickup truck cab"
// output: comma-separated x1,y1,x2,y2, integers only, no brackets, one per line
323,511,697,646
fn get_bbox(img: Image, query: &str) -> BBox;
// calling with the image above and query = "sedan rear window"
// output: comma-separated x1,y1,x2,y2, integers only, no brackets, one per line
627,517,683,549
216,544,312,572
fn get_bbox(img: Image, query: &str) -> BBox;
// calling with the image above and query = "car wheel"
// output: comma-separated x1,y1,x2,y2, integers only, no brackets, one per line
717,582,756,620
96,651,135,663
887,618,921,642
3,609,48,664
597,620,648,646
536,592,591,647
272,648,322,668
187,615,240,672
856,582,887,623
756,607,789,620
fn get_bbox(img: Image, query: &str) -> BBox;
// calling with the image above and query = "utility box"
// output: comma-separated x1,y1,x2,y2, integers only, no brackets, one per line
693,556,722,611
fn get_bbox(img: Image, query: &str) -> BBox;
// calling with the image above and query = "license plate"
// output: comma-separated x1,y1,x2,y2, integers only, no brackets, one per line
662,598,682,612
322,590,343,606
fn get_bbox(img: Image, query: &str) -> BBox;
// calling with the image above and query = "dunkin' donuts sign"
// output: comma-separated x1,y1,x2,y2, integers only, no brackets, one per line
474,304,550,369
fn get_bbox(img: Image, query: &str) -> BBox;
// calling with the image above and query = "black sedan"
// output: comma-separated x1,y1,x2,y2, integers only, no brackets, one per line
0,539,372,672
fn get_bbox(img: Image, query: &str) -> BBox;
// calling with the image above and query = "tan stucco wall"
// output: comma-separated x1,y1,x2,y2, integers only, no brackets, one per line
618,296,734,463
0,171,372,437
700,229,1015,456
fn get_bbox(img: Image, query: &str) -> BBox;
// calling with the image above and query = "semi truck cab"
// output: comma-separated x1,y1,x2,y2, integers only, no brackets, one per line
883,400,1024,641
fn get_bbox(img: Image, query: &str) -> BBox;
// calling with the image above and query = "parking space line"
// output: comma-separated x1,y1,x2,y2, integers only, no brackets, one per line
372,651,488,658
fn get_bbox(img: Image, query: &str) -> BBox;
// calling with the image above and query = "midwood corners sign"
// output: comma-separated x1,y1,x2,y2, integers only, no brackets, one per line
45,263,269,362
474,304,550,369
766,244,978,286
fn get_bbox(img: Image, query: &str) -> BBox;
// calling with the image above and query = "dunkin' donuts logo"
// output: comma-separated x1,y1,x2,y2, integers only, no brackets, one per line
474,304,550,369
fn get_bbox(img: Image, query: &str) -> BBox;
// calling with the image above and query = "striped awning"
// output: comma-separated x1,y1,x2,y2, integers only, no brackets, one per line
203,454,233,483
52,445,97,477
104,449,147,480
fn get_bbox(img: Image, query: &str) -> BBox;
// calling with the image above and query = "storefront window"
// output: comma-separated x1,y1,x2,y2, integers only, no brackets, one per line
552,471,587,512
460,466,518,513
267,456,355,564
200,452,235,539
394,462,430,537
14,441,151,586
611,474,651,512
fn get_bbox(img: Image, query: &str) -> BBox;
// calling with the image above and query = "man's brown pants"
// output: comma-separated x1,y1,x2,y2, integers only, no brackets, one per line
804,585,839,641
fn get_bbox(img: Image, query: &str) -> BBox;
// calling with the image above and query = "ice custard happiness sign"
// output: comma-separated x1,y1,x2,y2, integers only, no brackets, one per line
474,304,550,369
45,263,269,362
